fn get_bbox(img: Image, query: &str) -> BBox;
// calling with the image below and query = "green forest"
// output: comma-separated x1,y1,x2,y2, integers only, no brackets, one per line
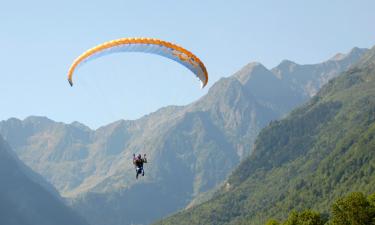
154,48,375,225
265,192,375,225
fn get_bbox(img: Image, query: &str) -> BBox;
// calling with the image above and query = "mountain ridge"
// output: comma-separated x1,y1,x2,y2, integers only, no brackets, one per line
154,45,375,225
0,47,368,225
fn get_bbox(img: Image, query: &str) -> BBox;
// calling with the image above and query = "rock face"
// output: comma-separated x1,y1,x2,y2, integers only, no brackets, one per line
0,135,89,225
0,47,367,225
271,47,368,97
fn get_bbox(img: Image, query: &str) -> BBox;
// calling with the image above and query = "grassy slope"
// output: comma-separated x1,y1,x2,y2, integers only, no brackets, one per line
155,48,375,225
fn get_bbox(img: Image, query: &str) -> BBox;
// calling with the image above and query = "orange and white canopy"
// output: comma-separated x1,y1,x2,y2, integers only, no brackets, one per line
67,38,208,88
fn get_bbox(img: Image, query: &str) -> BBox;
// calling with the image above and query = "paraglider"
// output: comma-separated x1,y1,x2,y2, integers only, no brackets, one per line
133,153,147,179
67,37,208,88
67,38,207,179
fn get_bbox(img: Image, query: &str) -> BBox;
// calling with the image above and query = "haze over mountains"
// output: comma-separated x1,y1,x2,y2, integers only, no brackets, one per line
0,47,367,225
156,46,375,225
0,135,89,225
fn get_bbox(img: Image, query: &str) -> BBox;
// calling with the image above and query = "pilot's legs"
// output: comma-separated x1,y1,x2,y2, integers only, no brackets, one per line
136,167,140,179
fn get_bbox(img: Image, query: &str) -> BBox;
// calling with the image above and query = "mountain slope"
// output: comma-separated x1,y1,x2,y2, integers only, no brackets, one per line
0,47,366,225
0,135,89,225
155,46,375,225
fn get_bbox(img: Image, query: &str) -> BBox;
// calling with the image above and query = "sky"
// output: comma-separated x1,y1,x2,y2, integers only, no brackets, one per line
1,0,374,128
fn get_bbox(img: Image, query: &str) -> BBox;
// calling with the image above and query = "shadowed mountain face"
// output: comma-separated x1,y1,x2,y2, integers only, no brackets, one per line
0,47,367,225
155,46,375,225
0,135,89,225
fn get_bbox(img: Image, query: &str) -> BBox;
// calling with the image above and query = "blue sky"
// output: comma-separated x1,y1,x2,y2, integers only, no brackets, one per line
1,0,374,128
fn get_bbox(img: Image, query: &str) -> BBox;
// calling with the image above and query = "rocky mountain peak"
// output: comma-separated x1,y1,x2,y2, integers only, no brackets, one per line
233,62,270,84
329,47,368,62
272,60,299,78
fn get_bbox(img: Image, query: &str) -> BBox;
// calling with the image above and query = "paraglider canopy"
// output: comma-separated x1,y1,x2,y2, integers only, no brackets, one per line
67,37,208,88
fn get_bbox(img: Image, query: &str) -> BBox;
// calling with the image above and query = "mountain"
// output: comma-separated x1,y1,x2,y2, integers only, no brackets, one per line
0,135,89,225
272,47,368,97
155,46,375,225
0,47,367,225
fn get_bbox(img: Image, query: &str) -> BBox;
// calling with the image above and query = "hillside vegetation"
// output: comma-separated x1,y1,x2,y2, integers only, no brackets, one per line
266,192,375,225
155,47,375,225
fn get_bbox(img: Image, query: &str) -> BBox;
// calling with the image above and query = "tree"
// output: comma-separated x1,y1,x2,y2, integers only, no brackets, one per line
282,210,325,225
265,219,280,225
330,192,375,225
